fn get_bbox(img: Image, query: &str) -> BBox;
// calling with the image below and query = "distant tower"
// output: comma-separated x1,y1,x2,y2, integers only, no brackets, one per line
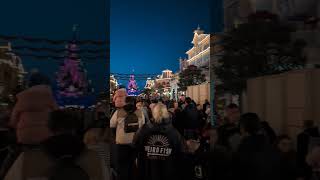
194,25,204,35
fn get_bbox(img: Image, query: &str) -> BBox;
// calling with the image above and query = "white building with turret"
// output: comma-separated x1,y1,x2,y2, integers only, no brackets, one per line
179,26,211,81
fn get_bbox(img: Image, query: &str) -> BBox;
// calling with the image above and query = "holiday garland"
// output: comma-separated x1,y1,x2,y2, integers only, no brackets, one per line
5,52,108,61
12,46,107,54
111,73,158,81
0,35,108,45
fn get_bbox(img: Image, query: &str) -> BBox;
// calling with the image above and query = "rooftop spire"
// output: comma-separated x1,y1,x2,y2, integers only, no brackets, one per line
194,25,204,35
72,24,79,41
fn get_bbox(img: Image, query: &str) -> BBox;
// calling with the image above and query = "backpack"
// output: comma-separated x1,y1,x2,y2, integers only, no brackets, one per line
124,112,139,133
49,156,89,180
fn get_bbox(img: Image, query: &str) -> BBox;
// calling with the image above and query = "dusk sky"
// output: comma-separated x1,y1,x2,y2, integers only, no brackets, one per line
0,0,109,92
0,0,220,92
111,0,211,86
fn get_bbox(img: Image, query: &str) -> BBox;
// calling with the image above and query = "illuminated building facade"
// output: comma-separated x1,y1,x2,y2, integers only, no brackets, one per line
155,69,174,97
144,78,155,90
180,26,210,81
0,41,25,96
110,75,118,94
155,70,173,88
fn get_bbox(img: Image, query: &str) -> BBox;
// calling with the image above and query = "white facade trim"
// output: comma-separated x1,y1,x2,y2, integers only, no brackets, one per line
187,47,210,62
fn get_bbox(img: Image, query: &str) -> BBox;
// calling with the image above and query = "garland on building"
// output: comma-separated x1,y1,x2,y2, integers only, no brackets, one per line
0,35,108,45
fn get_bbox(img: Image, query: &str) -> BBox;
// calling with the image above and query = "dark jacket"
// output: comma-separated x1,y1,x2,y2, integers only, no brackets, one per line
3,134,104,180
297,128,320,166
133,119,185,180
276,150,300,180
217,122,239,148
182,104,200,130
183,142,232,180
0,129,16,166
171,108,184,136
260,122,277,144
297,127,320,178
202,102,209,114
232,134,281,180
42,134,85,160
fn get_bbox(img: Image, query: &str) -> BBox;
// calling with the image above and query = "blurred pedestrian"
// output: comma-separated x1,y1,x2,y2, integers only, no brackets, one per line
9,72,58,145
110,95,145,180
260,121,277,145
4,110,104,180
136,101,149,123
275,135,301,180
297,120,320,178
232,113,281,180
185,128,231,180
202,99,210,116
182,97,201,140
306,146,320,180
84,128,112,180
217,104,240,150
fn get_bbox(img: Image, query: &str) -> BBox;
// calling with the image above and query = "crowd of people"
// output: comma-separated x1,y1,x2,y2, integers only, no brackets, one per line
0,72,319,180
110,88,320,180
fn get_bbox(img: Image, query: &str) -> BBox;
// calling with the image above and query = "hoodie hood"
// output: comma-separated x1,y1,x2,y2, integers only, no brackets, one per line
42,134,85,159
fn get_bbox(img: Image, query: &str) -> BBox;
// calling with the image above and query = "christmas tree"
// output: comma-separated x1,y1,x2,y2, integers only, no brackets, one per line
56,29,92,98
127,74,138,96
127,75,137,91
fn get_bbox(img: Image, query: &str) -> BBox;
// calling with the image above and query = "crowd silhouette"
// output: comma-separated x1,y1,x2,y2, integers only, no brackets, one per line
0,72,319,180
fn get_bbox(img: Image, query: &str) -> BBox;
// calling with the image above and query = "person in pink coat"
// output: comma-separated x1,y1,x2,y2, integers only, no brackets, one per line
9,72,58,144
